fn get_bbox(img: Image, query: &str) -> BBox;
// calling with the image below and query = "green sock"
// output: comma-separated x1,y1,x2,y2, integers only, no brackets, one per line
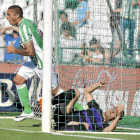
74,103,84,111
17,85,32,114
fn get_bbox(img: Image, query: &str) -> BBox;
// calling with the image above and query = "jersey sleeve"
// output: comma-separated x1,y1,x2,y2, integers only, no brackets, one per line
19,24,32,44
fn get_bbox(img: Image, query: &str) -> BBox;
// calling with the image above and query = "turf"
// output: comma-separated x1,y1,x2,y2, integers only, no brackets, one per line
0,128,140,140
0,119,41,131
0,129,96,140
0,118,140,140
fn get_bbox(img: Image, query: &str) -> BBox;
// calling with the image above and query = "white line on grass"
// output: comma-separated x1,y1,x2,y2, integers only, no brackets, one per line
50,132,124,140
0,117,14,119
60,130,140,135
0,128,124,140
117,127,140,131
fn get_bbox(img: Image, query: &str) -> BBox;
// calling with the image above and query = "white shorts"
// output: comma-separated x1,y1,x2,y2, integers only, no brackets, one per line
17,60,43,80
17,60,58,89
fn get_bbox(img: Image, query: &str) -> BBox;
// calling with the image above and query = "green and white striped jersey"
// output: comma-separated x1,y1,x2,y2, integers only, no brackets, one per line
18,18,43,70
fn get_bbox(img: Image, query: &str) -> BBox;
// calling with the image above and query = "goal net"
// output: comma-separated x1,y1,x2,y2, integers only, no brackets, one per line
52,0,140,132
0,0,140,133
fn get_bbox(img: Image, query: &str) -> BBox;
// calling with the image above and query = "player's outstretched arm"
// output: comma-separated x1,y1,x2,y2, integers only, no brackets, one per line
103,116,120,132
103,105,124,132
5,40,35,56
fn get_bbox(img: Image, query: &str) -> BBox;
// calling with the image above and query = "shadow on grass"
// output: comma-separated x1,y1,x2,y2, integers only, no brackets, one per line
18,123,41,127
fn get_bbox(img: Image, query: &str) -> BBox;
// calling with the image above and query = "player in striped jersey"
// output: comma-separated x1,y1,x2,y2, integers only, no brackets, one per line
5,5,62,122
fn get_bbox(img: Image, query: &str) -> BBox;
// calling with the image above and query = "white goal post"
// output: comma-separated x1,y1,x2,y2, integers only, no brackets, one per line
42,0,53,133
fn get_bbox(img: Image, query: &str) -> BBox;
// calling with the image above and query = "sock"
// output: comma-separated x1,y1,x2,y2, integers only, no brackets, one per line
74,102,84,111
16,83,32,114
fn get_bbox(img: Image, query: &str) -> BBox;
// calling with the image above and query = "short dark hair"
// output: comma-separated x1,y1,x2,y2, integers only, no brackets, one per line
60,11,68,18
61,23,71,31
8,5,23,17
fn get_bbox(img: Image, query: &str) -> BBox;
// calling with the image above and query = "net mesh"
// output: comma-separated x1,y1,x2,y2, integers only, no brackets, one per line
0,0,140,132
52,0,140,132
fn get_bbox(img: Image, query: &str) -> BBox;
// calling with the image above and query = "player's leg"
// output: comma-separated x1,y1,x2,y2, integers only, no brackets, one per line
83,83,99,103
14,74,32,114
13,62,36,121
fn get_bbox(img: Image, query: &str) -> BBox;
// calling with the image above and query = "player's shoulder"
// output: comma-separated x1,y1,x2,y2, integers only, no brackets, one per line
19,18,35,28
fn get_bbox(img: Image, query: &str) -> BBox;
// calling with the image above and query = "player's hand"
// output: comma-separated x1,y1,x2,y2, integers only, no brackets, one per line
116,104,124,117
39,98,42,111
4,41,15,54
97,80,105,88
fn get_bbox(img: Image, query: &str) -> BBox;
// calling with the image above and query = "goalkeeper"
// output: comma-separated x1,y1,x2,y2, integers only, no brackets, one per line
40,80,124,132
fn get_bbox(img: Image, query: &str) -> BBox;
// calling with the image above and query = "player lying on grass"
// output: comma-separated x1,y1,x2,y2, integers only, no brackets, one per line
40,80,124,132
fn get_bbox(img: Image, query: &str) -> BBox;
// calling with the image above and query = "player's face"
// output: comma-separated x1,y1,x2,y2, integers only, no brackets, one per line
105,107,118,121
6,9,18,26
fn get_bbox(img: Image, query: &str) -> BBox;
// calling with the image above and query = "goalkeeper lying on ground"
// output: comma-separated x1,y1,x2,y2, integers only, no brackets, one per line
39,81,124,132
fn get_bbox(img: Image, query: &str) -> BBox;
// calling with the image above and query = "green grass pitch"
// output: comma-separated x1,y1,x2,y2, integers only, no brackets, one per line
0,117,140,140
